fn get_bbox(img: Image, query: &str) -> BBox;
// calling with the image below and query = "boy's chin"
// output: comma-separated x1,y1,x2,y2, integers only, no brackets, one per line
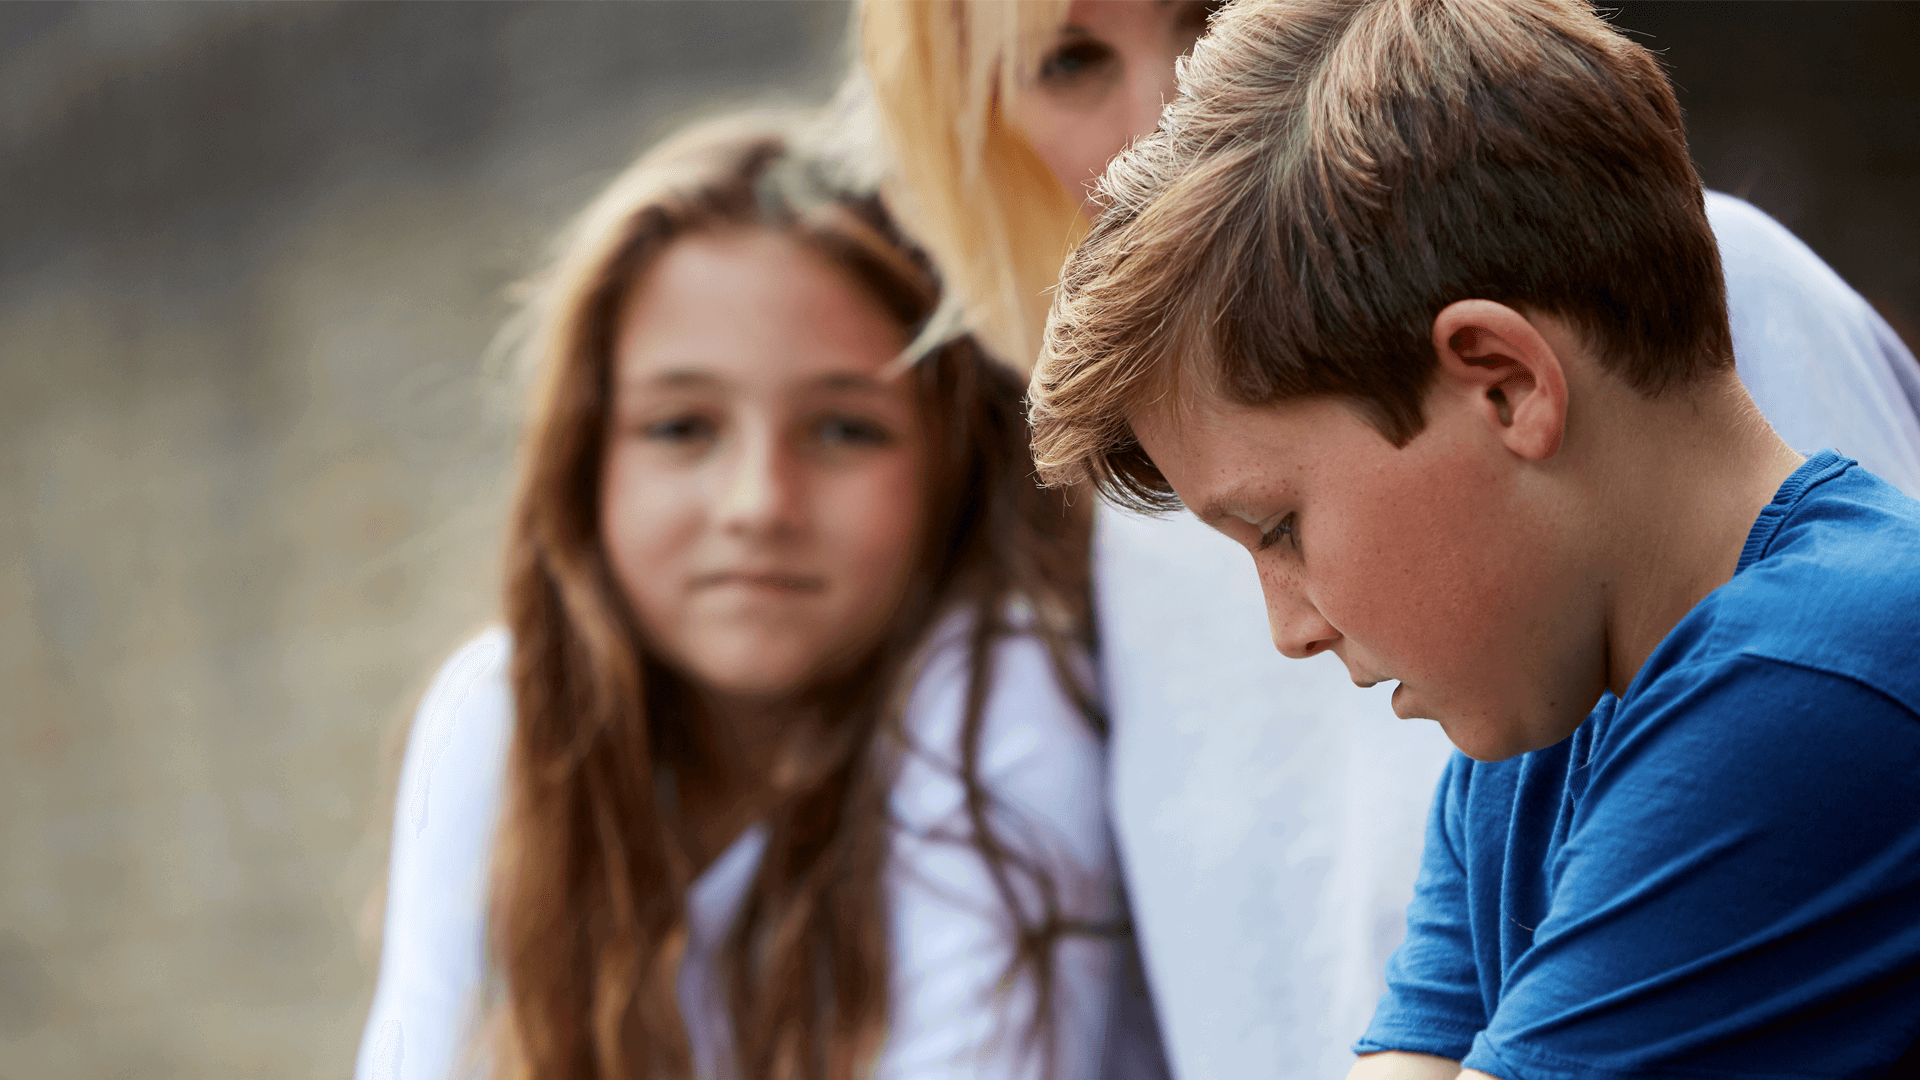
1428,702,1556,763
1440,728,1531,763
1388,682,1419,719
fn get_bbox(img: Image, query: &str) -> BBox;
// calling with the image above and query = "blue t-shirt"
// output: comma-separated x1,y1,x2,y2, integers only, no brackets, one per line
1358,451,1920,1080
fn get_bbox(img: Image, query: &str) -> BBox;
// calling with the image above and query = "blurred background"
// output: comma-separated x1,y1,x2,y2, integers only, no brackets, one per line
0,2,1913,1077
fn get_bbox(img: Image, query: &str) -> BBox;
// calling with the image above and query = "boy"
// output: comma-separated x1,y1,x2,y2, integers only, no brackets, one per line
1027,0,1920,1077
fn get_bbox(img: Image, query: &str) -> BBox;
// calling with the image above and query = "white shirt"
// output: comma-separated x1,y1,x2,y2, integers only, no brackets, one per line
354,615,1119,1080
1097,192,1920,1080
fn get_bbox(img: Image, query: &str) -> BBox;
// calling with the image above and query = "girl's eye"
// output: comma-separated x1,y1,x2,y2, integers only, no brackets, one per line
1038,39,1116,85
815,415,893,448
640,414,717,443
1258,513,1299,554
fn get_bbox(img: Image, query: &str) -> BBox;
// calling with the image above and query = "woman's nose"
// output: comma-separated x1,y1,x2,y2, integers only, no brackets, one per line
716,430,802,539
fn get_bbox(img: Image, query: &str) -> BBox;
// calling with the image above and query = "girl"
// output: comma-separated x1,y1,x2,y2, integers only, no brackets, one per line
355,113,1119,1080
858,3,1920,1077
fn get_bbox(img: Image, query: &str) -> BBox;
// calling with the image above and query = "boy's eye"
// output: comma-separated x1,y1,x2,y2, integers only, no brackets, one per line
814,415,894,448
1257,513,1300,554
1038,39,1116,85
640,414,717,444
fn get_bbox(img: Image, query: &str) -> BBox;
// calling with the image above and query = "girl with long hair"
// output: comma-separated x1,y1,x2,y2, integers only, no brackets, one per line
355,112,1119,1080
857,2,1920,1077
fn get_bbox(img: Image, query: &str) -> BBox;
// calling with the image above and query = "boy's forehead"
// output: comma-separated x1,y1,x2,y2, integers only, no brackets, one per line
1128,389,1307,524
1129,389,1404,524
1126,376,1230,468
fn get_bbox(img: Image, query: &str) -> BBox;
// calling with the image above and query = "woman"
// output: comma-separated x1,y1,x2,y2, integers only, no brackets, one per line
859,3,1920,1077
355,113,1119,1080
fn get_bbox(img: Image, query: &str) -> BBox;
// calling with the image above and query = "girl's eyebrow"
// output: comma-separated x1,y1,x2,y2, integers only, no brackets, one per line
804,371,889,394
631,368,724,390
621,369,899,400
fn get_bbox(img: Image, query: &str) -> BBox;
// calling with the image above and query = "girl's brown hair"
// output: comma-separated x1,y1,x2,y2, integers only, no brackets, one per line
489,111,1098,1080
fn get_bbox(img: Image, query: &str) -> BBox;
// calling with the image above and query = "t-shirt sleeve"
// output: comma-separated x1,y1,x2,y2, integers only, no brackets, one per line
1356,751,1487,1061
354,631,512,1080
876,623,1117,1080
1465,656,1920,1080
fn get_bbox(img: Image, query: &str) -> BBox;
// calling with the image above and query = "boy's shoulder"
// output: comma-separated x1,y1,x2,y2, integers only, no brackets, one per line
1383,460,1920,1079
1647,452,1920,716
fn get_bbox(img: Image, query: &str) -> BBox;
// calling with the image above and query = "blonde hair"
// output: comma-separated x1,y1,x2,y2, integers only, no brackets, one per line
859,0,1086,371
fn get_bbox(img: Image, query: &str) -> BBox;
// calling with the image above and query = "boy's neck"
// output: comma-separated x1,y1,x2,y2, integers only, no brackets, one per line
1591,370,1803,697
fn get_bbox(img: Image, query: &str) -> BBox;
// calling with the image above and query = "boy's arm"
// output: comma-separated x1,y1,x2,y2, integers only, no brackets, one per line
1348,1053,1507,1080
1346,1051,1465,1080
1467,657,1920,1078
1353,754,1487,1064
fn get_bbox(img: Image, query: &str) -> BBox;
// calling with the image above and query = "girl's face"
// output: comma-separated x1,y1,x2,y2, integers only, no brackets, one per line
1007,0,1218,214
601,229,927,705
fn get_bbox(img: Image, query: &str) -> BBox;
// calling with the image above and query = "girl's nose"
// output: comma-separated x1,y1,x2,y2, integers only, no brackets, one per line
716,430,803,539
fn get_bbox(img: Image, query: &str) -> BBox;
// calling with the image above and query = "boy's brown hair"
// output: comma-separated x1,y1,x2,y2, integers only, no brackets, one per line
1029,0,1732,511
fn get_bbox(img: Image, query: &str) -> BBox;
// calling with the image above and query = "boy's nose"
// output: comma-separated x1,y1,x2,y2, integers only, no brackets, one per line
1261,575,1341,660
716,432,803,539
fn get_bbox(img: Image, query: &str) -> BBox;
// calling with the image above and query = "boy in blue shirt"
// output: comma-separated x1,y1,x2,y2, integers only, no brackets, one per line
1024,0,1920,1077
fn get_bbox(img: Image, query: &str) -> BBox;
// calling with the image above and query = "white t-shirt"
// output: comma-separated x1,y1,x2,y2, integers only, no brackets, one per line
1097,192,1920,1080
354,615,1119,1080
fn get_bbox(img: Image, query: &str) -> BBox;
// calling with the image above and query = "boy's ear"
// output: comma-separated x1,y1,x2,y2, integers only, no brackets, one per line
1430,300,1569,460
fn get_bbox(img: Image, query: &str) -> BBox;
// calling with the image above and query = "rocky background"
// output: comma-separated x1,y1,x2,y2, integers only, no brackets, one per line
0,2,1912,1077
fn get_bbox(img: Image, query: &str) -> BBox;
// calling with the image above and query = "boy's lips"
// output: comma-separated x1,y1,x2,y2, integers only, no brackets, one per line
1348,667,1393,689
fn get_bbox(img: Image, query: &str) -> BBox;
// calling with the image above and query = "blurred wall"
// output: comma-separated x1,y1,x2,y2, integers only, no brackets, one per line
0,4,848,1076
0,3,1913,1079
1611,1,1920,344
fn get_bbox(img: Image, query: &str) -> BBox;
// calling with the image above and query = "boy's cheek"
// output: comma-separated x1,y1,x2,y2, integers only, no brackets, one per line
1314,512,1544,736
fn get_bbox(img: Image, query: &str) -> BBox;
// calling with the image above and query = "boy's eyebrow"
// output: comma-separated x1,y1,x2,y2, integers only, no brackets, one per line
1198,470,1296,529
1193,491,1254,528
